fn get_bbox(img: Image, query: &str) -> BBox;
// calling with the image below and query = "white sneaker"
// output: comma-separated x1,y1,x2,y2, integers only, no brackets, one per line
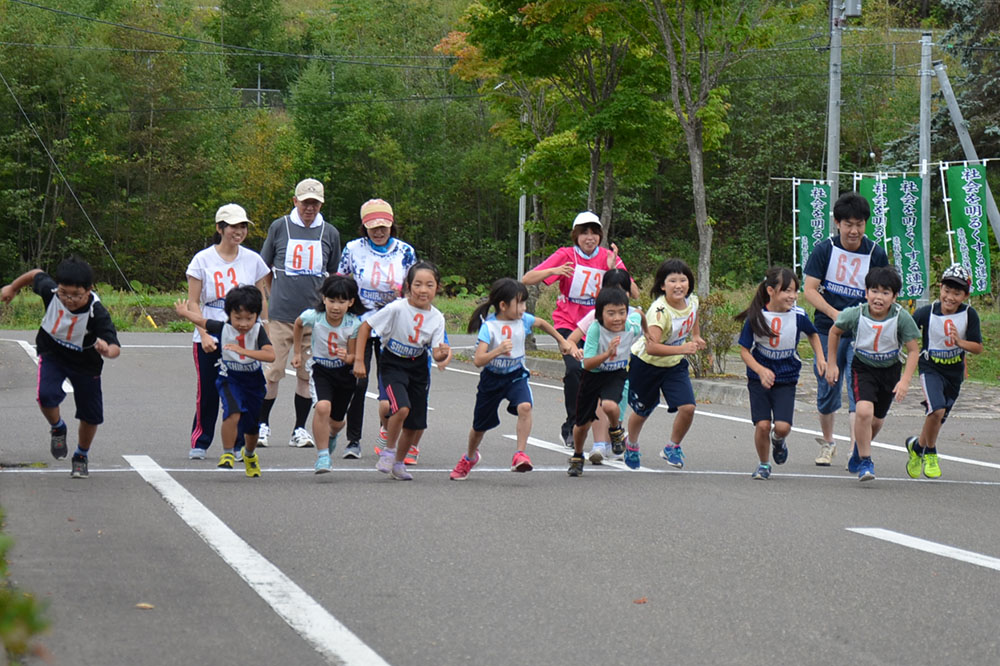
188,448,207,460
258,423,270,448
375,449,395,474
588,444,607,465
814,438,836,466
234,448,244,463
289,427,315,448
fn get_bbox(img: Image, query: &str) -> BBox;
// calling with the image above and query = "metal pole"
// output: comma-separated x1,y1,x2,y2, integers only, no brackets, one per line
934,60,1000,242
517,192,526,279
825,0,845,193
918,31,932,305
257,63,262,107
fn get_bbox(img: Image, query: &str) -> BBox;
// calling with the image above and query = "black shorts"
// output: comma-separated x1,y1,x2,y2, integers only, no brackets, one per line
378,351,430,431
747,380,796,426
309,362,356,421
575,369,628,427
850,361,901,420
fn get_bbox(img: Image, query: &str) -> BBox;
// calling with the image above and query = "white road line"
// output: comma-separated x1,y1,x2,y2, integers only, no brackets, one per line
7,338,73,393
848,527,1000,572
123,454,390,666
504,434,655,472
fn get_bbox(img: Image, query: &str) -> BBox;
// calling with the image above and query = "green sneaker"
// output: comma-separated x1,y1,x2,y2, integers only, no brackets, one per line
923,451,941,478
904,436,922,479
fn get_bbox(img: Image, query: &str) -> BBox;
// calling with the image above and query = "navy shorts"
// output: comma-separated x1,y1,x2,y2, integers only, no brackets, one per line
310,362,356,421
472,367,533,432
627,355,695,418
747,380,796,425
575,369,627,427
37,354,104,424
850,360,900,420
378,351,430,431
217,370,266,433
919,370,962,423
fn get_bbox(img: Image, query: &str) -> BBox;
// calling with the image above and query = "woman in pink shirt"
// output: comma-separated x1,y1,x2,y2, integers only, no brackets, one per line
522,211,637,447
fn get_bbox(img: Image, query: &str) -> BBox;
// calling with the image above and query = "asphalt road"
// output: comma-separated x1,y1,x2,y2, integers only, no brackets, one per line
2,332,999,666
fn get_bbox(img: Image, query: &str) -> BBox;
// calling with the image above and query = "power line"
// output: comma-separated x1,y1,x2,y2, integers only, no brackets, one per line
0,41,456,61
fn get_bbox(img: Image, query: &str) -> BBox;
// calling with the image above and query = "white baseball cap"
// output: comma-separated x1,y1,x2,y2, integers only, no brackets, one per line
572,211,601,228
215,203,252,226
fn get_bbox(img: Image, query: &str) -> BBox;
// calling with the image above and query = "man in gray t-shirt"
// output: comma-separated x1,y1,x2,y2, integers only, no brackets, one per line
258,178,341,448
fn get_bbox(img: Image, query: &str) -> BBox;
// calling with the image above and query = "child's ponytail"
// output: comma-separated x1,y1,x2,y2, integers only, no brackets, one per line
735,267,799,338
467,278,528,333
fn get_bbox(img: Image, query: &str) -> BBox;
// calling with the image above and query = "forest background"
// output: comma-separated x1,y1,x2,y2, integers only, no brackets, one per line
0,0,997,302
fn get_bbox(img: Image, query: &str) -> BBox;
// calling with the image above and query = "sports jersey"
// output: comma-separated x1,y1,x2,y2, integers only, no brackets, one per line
186,245,269,343
574,305,642,334
804,236,889,334
32,273,119,375
913,302,981,383
204,319,271,376
583,311,643,372
737,306,817,384
298,309,361,369
531,245,628,331
367,298,446,359
833,303,919,368
631,294,699,368
476,313,536,374
338,237,417,313
260,210,341,322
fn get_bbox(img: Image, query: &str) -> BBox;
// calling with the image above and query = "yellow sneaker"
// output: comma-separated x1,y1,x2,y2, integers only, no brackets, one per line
217,452,235,469
904,436,923,479
243,451,261,478
923,452,941,478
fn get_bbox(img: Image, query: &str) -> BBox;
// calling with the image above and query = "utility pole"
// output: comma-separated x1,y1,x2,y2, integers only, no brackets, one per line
824,0,845,192
918,32,932,304
934,60,1000,242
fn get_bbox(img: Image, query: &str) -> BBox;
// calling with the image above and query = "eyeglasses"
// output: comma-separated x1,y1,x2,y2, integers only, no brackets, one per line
56,288,89,302
297,199,321,209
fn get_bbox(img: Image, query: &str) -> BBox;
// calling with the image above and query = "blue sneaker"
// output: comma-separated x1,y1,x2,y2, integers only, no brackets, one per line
858,457,875,482
660,445,685,469
751,463,771,480
328,433,339,455
314,452,332,474
846,443,861,474
624,442,641,470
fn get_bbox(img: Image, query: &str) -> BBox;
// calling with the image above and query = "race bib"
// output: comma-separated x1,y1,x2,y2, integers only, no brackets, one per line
567,264,605,306
284,238,323,277
822,244,872,300
40,292,95,351
361,254,403,306
483,318,526,373
753,310,798,360
855,313,900,362
927,308,967,361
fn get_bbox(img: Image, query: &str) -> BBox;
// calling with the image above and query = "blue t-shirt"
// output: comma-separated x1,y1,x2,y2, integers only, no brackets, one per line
738,306,817,384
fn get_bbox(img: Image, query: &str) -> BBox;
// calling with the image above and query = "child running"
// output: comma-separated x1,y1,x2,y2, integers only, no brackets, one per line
625,259,706,470
564,268,643,463
1,258,121,478
568,287,644,477
906,264,983,479
174,286,274,477
826,266,920,482
450,278,572,480
291,275,364,474
735,267,826,480
353,261,450,481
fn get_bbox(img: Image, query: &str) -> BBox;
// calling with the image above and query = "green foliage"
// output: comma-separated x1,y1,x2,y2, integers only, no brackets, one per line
690,291,742,377
0,510,50,662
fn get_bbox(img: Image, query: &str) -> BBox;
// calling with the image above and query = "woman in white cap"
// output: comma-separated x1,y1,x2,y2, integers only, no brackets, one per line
183,204,270,462
337,198,417,460
522,211,637,447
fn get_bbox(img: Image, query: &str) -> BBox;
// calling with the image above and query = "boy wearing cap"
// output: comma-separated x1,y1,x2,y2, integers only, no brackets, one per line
259,179,341,448
183,203,270,461
906,264,983,479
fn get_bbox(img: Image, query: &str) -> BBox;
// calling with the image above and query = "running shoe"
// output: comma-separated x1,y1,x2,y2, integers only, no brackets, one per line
450,451,481,481
770,427,788,465
328,432,339,455
234,448,244,463
511,451,533,472
217,452,236,469
288,427,315,448
70,454,89,479
923,451,941,478
751,463,771,480
404,446,420,465
243,451,261,478
567,454,585,477
188,447,207,461
314,452,332,474
814,438,835,466
343,441,361,459
846,443,861,474
50,425,68,460
624,442,641,470
588,443,607,465
390,462,413,480
560,422,574,449
904,436,923,479
376,426,389,448
257,423,270,447
375,449,394,474
660,445,685,469
609,426,626,455
858,457,875,482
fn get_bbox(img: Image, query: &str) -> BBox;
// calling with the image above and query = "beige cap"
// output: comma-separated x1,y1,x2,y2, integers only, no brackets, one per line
215,203,252,225
294,178,325,203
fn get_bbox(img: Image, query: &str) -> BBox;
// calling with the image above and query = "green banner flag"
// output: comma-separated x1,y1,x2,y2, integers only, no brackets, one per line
885,176,927,299
946,164,992,295
857,177,888,245
797,182,831,274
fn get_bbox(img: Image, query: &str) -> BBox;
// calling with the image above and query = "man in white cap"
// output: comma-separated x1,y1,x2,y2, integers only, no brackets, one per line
258,178,341,447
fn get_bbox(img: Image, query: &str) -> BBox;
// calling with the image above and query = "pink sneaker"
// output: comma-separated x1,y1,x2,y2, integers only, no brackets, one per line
449,451,481,480
510,451,533,472
404,446,420,465
376,426,388,448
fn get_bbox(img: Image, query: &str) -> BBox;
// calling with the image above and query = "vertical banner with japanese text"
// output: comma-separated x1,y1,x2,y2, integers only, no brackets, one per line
886,176,926,299
857,177,888,246
796,182,831,277
946,164,992,295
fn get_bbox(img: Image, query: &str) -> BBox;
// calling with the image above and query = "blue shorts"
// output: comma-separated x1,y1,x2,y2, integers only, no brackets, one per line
472,368,533,432
217,371,265,432
37,354,104,424
627,355,695,418
747,380,796,425
815,332,856,414
919,370,961,424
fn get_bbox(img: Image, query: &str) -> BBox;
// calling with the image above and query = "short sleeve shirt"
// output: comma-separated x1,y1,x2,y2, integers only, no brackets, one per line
204,319,271,375
531,246,628,331
834,303,919,368
913,302,981,383
737,306,817,384
630,294,699,368
804,236,889,335
367,298,446,359
186,245,270,343
338,237,417,314
260,213,341,323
